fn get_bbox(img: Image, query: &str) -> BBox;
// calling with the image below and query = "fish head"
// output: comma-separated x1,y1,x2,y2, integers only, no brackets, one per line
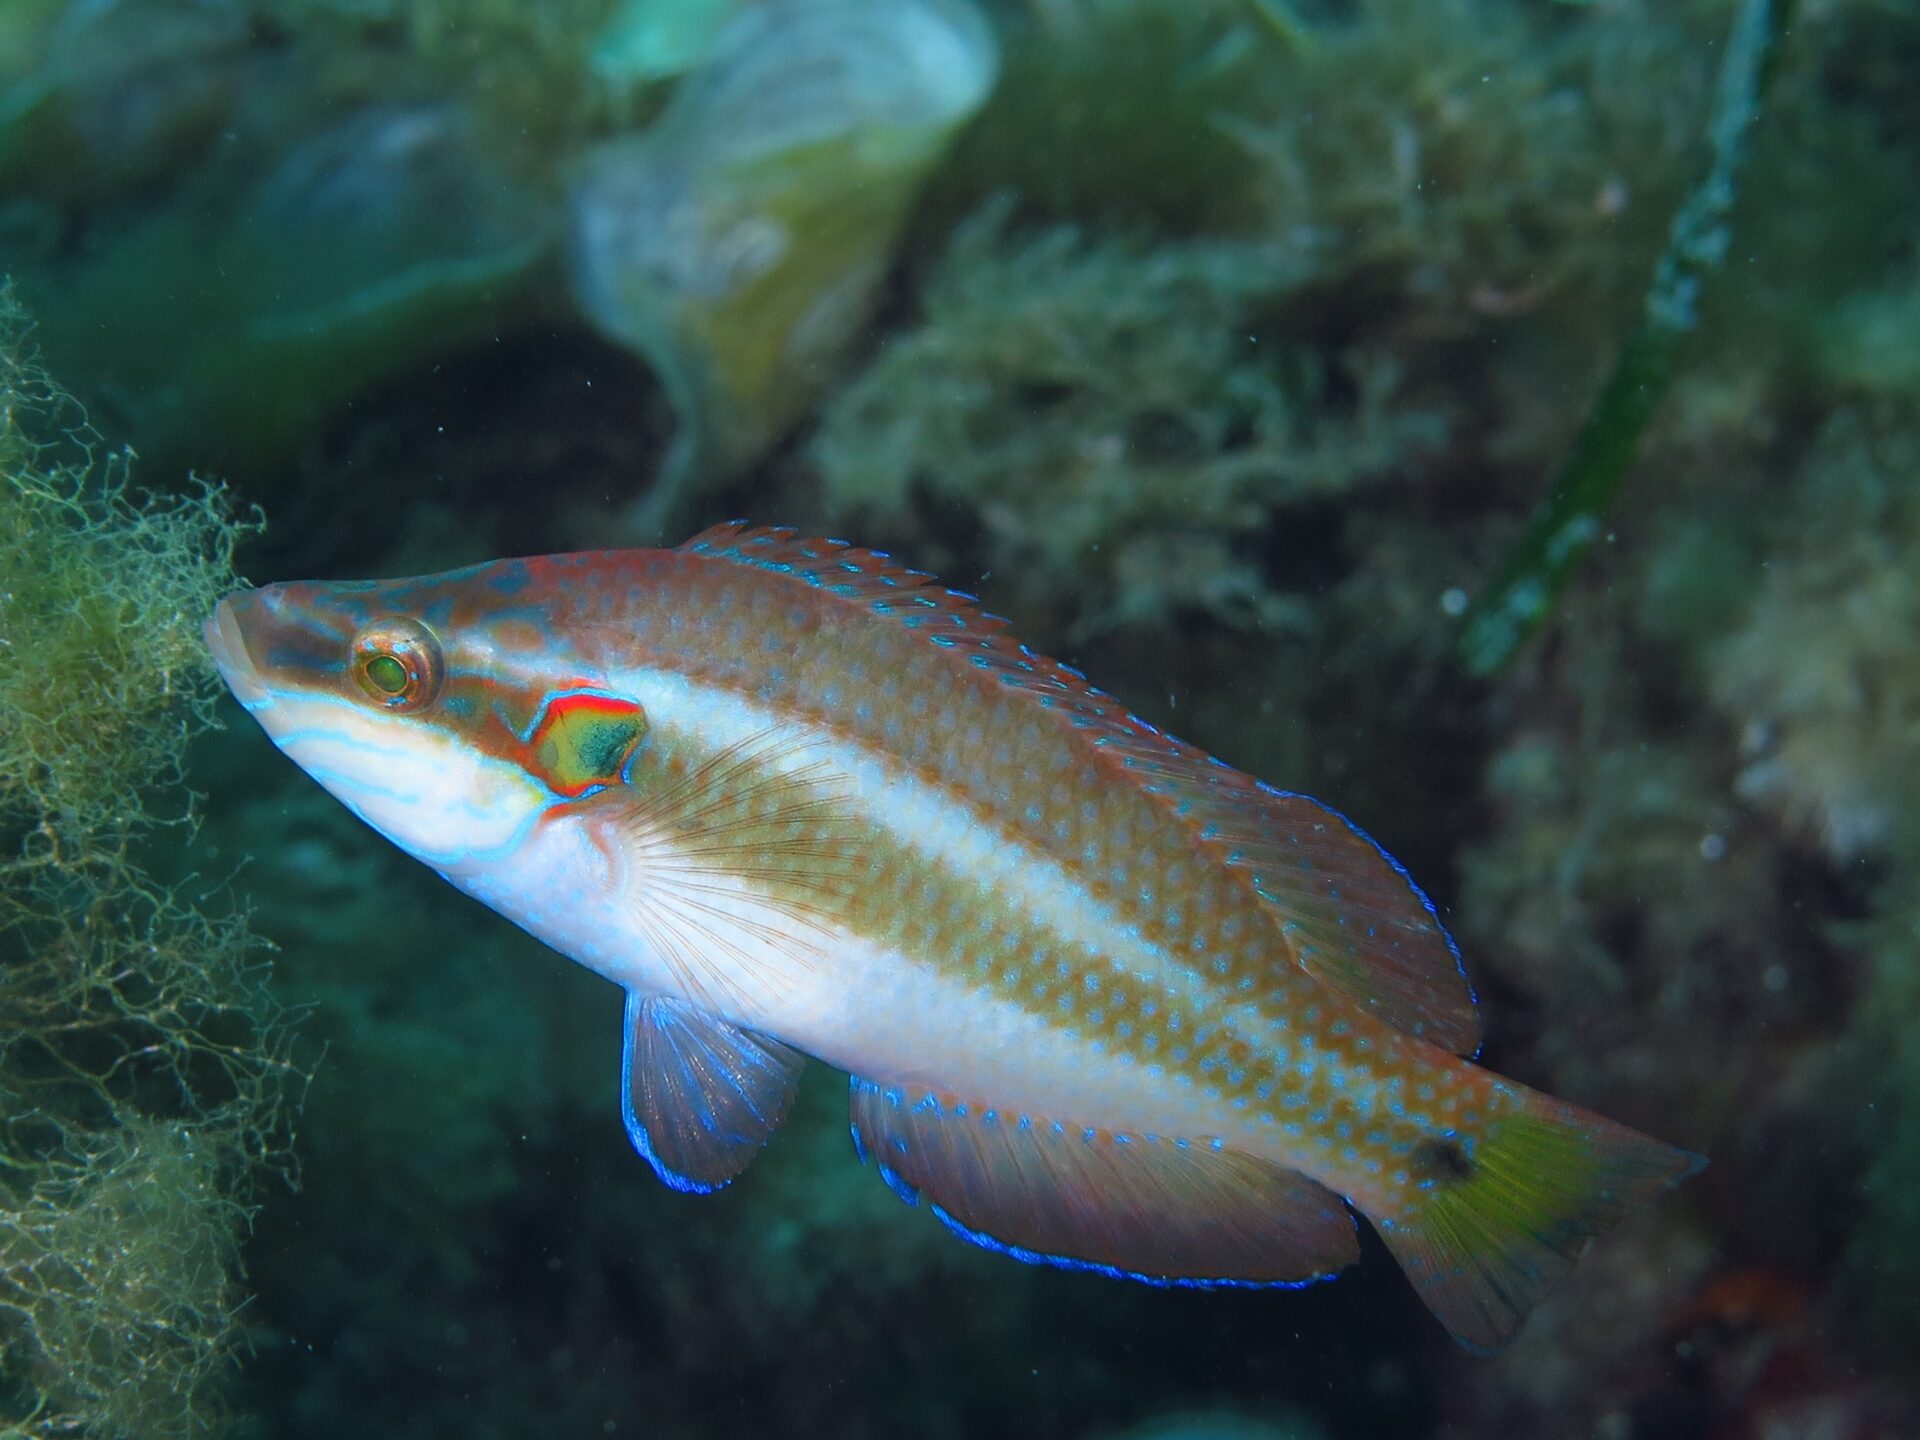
204,557,630,878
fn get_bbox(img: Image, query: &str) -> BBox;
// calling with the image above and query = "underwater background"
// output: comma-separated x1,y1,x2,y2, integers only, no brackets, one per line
2,0,1918,1435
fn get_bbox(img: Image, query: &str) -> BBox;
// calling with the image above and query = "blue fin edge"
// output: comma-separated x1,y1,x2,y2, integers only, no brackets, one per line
848,1084,1340,1293
620,990,728,1196
928,1202,1338,1292
1262,785,1481,1059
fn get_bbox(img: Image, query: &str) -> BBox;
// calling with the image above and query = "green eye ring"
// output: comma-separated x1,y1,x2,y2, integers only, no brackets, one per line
351,616,444,711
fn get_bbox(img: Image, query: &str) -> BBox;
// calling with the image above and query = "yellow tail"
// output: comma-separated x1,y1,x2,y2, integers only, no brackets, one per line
1373,1084,1702,1351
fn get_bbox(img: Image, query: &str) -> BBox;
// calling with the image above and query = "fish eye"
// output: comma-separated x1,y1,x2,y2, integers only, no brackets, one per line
351,617,444,712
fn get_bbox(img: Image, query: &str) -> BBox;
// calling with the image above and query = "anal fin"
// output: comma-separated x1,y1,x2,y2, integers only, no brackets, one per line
849,1078,1357,1287
621,992,805,1193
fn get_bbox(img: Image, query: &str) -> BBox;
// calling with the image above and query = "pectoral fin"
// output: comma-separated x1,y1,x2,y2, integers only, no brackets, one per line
620,991,805,1193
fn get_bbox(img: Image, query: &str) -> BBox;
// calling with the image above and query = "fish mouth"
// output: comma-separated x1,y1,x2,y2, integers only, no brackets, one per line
204,592,270,709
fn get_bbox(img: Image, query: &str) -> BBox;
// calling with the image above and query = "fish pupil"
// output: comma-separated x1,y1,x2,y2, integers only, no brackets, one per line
364,653,409,695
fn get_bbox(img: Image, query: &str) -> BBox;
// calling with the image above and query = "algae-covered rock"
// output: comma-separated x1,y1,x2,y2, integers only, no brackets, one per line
568,0,998,536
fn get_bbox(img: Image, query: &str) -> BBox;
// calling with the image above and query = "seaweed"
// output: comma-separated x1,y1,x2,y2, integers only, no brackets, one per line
1457,0,1794,676
0,288,297,1438
1709,411,1920,861
569,0,999,540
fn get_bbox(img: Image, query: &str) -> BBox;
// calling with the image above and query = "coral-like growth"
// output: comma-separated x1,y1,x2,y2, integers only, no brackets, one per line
1226,0,1701,326
0,288,296,1438
812,203,1438,636
1711,409,1920,860
1704,401,1920,1349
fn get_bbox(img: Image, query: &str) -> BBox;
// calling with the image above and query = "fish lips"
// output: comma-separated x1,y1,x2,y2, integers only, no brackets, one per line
205,591,272,710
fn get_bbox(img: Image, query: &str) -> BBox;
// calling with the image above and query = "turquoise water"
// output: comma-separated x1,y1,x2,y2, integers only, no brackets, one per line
3,2,1917,1436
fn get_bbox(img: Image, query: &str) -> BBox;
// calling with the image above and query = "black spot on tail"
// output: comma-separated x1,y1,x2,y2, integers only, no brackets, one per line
1413,1135,1474,1185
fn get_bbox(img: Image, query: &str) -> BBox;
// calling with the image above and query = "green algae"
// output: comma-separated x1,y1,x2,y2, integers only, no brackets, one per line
1709,409,1920,860
0,289,297,1438
0,3,564,479
1,350,247,833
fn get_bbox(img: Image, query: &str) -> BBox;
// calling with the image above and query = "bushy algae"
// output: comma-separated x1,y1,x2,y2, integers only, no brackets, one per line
0,287,296,1439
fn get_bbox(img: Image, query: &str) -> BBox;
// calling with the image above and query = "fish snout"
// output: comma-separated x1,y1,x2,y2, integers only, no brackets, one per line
205,590,270,709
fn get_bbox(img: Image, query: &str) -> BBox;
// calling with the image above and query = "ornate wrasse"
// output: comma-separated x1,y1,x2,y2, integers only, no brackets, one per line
205,522,1699,1350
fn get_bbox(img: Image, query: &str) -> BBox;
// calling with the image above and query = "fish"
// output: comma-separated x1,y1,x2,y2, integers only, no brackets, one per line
204,522,1701,1351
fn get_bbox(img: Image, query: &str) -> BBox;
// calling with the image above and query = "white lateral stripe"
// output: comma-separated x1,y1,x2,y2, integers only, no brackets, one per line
629,669,1214,1011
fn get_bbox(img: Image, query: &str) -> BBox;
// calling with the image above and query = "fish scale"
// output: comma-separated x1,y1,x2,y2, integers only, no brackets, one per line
635,541,1472,1163
206,521,1700,1351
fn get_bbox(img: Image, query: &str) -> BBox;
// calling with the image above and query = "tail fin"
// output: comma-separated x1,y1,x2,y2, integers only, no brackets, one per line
1374,1085,1703,1352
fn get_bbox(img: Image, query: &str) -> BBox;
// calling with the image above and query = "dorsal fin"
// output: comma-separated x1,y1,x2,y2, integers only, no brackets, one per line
1207,789,1477,1055
681,524,1479,1055
683,522,1016,641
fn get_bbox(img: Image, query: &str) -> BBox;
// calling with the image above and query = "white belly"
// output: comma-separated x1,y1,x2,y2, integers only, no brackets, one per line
453,808,1233,1146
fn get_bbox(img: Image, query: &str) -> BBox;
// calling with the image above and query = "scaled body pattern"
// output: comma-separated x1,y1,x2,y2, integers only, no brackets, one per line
206,524,1698,1350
